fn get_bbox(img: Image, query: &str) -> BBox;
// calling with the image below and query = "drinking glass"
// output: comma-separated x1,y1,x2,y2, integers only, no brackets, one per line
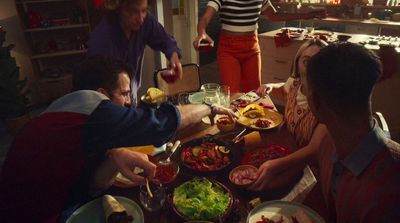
139,182,166,212
219,85,230,108
201,83,220,105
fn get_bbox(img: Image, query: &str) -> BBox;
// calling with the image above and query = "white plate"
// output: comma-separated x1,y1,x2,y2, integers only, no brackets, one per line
188,91,205,104
67,196,144,223
247,200,325,223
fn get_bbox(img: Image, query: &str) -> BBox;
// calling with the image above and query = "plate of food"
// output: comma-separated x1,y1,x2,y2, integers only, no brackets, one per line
246,200,325,223
236,104,283,131
173,178,233,221
67,195,144,223
242,144,290,167
180,137,231,172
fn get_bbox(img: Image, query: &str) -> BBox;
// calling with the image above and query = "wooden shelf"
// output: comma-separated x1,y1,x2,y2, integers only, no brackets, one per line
31,49,87,59
25,23,90,32
16,0,71,4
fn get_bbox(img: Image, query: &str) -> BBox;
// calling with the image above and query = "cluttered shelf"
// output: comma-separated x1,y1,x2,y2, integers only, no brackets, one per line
24,23,90,32
16,0,72,4
31,49,87,59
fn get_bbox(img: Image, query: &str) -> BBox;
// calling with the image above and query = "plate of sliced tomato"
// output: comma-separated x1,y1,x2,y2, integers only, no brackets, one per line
242,144,290,168
180,137,232,172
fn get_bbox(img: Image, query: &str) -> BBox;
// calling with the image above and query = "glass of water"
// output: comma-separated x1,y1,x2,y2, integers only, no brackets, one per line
139,182,166,212
201,83,220,105
219,85,230,108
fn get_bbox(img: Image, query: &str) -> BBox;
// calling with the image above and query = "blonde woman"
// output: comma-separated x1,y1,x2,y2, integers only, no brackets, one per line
251,39,329,190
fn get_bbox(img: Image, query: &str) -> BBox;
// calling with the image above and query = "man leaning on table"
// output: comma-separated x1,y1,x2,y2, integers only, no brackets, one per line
0,56,236,223
306,42,400,222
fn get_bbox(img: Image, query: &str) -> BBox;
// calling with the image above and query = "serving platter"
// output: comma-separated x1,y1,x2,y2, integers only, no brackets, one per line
179,137,232,173
247,200,325,223
236,108,283,131
67,196,144,223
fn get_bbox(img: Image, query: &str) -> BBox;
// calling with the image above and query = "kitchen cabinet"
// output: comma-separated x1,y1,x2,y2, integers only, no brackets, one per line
15,0,91,103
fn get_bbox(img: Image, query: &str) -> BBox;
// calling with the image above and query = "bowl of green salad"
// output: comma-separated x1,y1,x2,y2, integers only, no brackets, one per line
172,178,233,222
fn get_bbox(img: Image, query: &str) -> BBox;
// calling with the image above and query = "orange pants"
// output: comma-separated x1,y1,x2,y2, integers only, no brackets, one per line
217,32,261,93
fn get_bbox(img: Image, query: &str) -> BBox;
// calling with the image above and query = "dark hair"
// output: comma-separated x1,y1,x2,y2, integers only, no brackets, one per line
72,55,133,93
290,39,328,78
307,42,382,114
102,0,153,11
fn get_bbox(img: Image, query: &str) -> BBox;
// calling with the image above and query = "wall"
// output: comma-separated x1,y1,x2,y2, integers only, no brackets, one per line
0,0,34,85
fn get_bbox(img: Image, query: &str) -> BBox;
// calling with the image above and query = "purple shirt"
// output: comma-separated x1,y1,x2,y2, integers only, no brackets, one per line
88,13,181,106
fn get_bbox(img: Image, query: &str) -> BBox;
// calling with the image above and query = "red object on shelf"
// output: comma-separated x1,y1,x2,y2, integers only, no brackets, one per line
27,10,43,28
93,0,103,9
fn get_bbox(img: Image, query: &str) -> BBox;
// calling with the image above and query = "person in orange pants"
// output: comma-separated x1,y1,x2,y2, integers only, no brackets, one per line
193,0,326,93
217,32,261,93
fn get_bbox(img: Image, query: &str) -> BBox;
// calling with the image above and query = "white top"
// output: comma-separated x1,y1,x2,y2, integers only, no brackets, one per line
283,77,308,108
208,0,274,32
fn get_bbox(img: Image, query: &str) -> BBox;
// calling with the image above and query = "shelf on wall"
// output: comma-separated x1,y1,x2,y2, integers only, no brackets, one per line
31,49,87,59
16,0,72,4
25,23,90,32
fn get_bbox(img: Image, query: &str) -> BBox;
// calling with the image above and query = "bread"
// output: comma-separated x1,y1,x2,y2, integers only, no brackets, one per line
102,195,133,223
147,87,165,102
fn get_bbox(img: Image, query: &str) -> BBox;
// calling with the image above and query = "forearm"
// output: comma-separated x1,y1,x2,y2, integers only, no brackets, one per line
268,84,287,102
197,6,216,35
90,151,118,193
177,104,211,130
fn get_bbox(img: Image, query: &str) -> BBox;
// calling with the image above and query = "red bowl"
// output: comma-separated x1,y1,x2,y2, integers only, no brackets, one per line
242,144,290,168
155,161,180,185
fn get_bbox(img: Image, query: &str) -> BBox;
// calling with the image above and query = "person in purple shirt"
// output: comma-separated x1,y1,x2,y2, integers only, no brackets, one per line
88,0,183,106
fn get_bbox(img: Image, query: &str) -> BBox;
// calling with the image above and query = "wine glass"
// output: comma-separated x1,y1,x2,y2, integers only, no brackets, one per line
139,182,166,212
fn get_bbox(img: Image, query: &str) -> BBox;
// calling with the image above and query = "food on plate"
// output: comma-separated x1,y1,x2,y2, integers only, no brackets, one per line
252,118,272,129
155,162,179,185
229,165,258,186
102,194,134,223
242,145,289,167
173,178,231,220
291,209,314,223
145,87,166,103
255,214,285,223
216,116,236,132
241,104,265,119
249,197,262,208
181,142,231,171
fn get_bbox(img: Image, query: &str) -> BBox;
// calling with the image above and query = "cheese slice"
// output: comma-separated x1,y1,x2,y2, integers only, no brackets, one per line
124,145,154,155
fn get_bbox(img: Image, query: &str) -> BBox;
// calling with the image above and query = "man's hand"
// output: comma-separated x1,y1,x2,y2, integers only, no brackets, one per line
193,33,214,50
169,52,183,79
109,148,156,185
209,104,238,125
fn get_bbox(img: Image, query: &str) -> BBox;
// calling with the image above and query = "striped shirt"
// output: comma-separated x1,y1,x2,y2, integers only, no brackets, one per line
318,124,400,222
208,0,273,32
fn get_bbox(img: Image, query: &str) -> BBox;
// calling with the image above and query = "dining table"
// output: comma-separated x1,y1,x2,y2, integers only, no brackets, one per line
105,93,329,223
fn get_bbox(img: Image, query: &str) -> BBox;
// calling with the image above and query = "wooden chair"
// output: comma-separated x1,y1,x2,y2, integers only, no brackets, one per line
373,111,391,139
153,63,201,96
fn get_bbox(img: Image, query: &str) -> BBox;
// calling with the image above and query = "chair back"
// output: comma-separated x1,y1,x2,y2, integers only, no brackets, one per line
373,112,391,139
154,63,201,96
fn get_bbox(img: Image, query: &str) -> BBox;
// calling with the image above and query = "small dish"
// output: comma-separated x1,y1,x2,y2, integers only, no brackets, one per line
216,116,236,132
154,161,180,185
229,165,258,189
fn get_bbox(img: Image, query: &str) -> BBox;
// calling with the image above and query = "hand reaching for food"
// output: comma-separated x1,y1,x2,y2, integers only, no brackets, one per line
109,148,156,185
